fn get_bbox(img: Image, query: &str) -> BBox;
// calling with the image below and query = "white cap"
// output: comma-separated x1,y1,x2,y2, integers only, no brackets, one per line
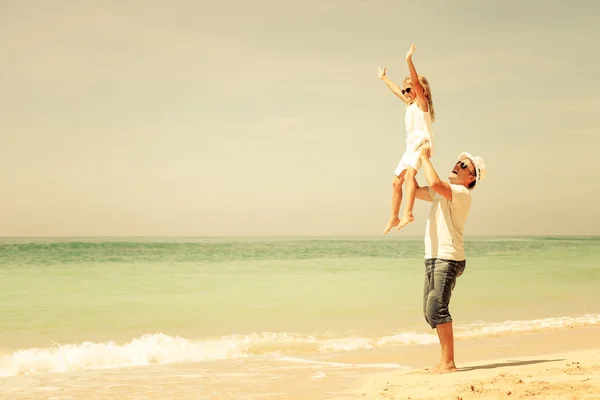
458,152,487,183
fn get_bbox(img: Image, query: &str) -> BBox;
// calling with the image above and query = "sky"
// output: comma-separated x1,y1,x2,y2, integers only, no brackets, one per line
1,0,599,237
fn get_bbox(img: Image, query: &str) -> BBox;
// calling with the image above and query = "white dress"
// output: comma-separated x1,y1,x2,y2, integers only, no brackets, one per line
394,101,433,176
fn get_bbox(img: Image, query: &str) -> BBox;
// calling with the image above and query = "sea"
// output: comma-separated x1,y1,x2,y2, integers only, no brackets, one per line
0,236,599,399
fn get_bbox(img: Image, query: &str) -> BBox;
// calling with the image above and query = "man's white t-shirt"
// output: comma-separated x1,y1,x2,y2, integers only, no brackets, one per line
424,184,472,261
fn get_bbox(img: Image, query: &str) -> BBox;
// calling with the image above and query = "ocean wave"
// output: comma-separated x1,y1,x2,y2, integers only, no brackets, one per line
2,314,599,377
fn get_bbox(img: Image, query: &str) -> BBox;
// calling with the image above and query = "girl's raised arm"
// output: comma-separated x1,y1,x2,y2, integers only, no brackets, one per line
405,44,428,112
378,66,410,104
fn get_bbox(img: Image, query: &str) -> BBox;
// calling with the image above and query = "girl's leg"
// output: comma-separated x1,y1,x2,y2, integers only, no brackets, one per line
383,170,406,234
397,167,417,230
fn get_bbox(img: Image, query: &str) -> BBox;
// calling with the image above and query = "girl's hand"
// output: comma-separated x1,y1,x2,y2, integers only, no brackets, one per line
406,44,416,60
378,66,387,79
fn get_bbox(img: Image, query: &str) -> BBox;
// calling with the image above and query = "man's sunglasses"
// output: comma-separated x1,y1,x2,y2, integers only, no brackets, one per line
401,87,411,95
456,161,477,177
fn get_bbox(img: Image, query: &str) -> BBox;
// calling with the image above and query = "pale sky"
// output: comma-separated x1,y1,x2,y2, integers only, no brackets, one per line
1,0,599,237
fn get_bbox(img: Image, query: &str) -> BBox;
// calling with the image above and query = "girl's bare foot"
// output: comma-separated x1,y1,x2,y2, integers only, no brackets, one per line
383,216,400,234
433,361,457,374
396,213,414,230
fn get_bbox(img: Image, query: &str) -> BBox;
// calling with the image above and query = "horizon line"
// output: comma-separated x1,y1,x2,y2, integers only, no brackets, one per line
1,234,598,239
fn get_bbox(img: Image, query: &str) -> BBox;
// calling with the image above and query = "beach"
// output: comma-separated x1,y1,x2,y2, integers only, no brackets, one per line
1,237,599,399
3,327,599,399
4,0,600,397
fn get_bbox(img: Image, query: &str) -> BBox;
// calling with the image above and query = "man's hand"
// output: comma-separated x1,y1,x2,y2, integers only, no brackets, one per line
419,143,432,159
378,66,387,79
419,143,452,201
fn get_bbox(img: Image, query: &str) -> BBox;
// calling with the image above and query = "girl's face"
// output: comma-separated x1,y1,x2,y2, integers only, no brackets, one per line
402,81,417,102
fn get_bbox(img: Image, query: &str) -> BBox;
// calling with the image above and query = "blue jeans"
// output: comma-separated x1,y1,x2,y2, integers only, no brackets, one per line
423,258,466,329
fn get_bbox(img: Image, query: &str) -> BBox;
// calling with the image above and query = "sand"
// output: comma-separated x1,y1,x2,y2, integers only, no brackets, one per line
334,329,600,400
342,350,600,399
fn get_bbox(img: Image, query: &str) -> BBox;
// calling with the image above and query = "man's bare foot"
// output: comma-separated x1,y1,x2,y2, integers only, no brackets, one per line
421,363,441,374
433,361,457,374
383,216,400,234
396,214,414,230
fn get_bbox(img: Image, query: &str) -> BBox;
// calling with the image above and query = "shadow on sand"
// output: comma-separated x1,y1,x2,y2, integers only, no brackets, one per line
458,358,564,372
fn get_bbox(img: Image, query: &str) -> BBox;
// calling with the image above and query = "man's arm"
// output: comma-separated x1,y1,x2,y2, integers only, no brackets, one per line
414,178,433,202
419,145,452,201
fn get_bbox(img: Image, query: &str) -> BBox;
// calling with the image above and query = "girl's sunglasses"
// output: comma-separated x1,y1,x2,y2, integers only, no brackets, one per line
401,87,411,95
456,161,477,177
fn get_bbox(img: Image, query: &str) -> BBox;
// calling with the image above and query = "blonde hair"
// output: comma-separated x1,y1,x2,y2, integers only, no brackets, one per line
404,75,435,122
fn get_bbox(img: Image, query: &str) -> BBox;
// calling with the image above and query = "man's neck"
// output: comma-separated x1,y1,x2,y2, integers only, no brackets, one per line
449,179,468,188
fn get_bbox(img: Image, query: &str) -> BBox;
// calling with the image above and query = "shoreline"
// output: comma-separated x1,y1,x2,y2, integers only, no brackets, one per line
2,327,600,399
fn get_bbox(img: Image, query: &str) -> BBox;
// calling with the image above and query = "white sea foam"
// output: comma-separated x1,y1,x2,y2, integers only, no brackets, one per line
2,314,598,377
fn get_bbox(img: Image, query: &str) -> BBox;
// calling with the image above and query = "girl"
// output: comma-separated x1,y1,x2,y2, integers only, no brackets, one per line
379,44,435,234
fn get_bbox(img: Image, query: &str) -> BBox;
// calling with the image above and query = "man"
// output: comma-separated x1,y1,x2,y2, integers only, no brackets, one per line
415,143,487,373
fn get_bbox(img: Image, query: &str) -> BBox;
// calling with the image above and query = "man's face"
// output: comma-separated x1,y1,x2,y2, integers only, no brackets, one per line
449,158,477,186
